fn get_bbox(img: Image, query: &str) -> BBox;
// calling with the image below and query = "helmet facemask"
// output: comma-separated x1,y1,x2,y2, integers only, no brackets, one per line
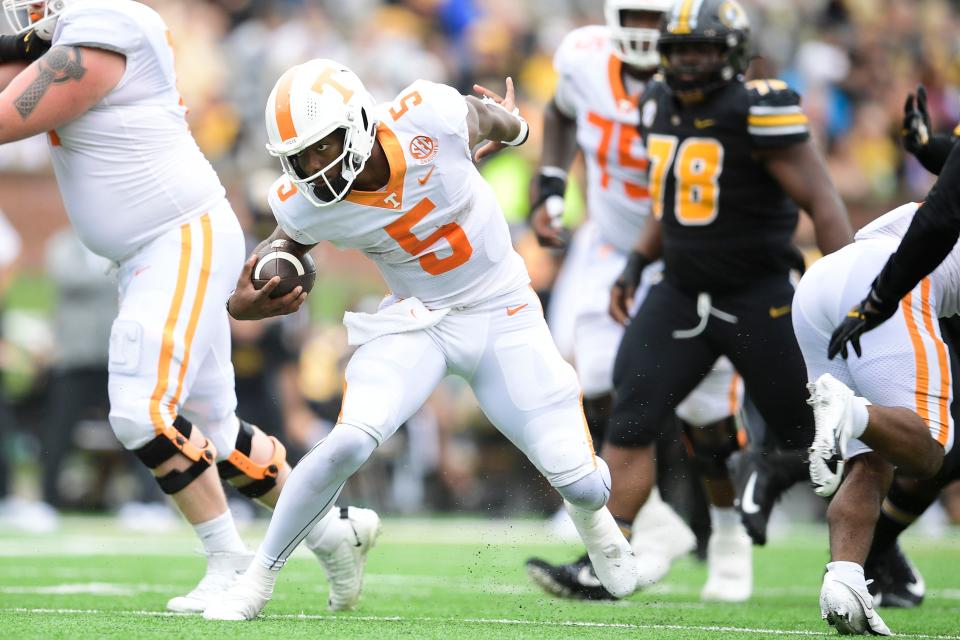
273,103,376,208
3,0,67,38
604,0,673,71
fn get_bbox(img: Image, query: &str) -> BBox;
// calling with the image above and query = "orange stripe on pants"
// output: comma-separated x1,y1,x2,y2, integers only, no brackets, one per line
149,222,193,432
917,279,952,446
902,290,931,425
167,214,213,415
727,371,741,417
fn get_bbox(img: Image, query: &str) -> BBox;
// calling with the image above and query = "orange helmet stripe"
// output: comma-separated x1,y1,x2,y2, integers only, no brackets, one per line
274,67,299,142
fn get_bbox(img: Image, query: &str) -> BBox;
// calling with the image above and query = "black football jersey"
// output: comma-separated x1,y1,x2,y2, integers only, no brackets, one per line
639,78,810,294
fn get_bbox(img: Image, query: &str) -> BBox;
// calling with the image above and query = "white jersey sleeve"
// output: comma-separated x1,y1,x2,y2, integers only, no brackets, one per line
267,176,319,246
552,27,601,118
400,80,471,154
53,0,141,54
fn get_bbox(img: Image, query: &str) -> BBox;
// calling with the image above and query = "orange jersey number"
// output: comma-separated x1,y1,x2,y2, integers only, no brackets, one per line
585,111,648,198
384,198,473,275
390,90,423,122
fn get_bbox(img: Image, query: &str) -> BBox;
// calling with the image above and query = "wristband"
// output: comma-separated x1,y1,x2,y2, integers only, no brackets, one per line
480,95,528,146
530,167,567,216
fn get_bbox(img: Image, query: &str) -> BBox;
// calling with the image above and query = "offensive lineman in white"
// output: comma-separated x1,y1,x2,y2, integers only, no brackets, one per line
0,0,375,613
524,0,750,601
203,59,637,620
794,199,956,635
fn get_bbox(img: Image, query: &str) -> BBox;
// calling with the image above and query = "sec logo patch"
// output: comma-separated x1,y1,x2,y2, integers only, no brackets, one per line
409,135,439,164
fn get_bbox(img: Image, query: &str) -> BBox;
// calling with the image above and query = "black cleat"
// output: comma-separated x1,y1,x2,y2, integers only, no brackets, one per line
866,543,925,609
727,450,800,546
525,554,616,601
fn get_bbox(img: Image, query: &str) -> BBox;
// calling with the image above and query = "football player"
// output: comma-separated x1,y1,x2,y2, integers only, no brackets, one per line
524,0,751,603
0,0,375,613
203,61,638,620
827,88,960,616
536,0,855,605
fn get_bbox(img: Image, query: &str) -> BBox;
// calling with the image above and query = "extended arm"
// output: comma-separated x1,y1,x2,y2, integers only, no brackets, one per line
530,98,579,248
901,85,957,176
227,226,316,321
757,140,852,255
0,45,125,144
828,142,960,359
465,77,528,162
609,215,662,325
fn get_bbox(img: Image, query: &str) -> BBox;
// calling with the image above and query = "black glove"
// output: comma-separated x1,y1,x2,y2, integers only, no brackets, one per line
827,283,898,360
613,250,651,301
0,30,51,63
902,85,931,156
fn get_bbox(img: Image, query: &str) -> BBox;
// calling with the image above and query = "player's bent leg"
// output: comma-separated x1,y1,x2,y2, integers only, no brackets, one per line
820,452,893,636
203,424,379,620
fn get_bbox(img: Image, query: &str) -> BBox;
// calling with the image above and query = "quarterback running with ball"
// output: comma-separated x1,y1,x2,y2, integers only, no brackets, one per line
204,60,637,620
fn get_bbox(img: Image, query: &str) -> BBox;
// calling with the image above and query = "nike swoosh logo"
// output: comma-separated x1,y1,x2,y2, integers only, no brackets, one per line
506,304,528,316
349,521,363,548
769,304,791,318
741,471,761,514
694,118,715,129
906,576,925,597
576,565,603,588
418,165,436,186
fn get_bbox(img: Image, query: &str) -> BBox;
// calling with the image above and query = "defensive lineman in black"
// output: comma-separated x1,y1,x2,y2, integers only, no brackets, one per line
526,0,853,602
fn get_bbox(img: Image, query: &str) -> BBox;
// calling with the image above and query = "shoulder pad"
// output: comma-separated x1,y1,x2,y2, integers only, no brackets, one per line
745,79,809,148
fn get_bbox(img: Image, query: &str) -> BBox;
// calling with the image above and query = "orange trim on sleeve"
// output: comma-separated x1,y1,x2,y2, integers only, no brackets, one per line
274,67,299,143
167,214,213,415
149,223,193,433
902,290,931,425
918,279,951,445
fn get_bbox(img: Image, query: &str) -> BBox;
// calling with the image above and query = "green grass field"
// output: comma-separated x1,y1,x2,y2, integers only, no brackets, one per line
1,517,959,639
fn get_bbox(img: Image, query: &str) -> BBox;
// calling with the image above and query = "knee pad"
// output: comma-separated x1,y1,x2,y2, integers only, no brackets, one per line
681,417,739,478
217,420,287,499
133,416,217,495
556,457,611,511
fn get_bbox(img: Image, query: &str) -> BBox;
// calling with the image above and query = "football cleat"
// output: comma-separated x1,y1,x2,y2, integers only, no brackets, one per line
630,490,697,586
820,570,892,635
202,562,276,621
700,524,753,602
564,503,638,598
524,554,615,600
807,373,857,498
727,450,795,545
866,543,925,609
167,551,253,613
306,506,381,611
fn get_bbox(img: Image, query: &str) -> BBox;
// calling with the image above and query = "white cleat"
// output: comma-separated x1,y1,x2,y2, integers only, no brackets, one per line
565,503,637,598
820,571,892,636
807,373,856,497
167,551,253,614
306,507,381,611
631,493,696,587
202,562,276,621
700,525,753,602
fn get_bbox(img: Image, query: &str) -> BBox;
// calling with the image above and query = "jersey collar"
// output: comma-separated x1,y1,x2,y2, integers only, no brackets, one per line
344,123,407,210
608,54,641,113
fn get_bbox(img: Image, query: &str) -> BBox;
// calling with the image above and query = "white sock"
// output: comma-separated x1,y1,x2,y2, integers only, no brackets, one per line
710,506,740,533
826,560,866,587
245,556,281,588
564,501,622,548
850,397,871,439
303,508,340,551
193,510,247,555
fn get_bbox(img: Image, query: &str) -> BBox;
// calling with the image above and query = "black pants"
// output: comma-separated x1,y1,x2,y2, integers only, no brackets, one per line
608,275,813,451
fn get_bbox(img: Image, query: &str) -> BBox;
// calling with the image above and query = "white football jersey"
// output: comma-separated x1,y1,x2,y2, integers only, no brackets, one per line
856,201,960,317
553,25,651,253
48,0,226,262
269,80,529,310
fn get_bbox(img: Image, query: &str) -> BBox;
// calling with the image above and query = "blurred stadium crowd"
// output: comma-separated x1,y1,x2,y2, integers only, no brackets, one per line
2,0,960,532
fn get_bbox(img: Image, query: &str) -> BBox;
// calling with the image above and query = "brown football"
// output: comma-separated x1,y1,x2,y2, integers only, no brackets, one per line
252,240,316,298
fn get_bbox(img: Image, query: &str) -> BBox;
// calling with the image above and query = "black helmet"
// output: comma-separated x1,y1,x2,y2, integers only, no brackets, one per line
657,0,751,98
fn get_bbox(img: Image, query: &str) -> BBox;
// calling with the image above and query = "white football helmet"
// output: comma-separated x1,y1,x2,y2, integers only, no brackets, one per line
264,59,377,207
3,0,68,39
604,0,673,70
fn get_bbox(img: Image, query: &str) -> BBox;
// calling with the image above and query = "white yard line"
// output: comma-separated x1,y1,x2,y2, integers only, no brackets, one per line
4,607,960,639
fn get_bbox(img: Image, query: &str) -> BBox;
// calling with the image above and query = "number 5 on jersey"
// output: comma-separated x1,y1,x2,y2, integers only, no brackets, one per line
647,134,723,226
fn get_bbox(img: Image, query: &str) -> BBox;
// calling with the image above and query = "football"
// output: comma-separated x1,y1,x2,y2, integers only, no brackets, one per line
251,239,316,298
